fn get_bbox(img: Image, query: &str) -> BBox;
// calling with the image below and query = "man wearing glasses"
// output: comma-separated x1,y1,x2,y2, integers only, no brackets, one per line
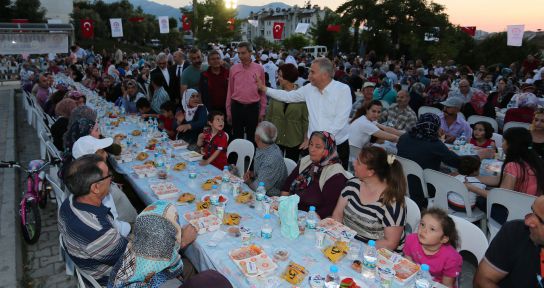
474,196,544,288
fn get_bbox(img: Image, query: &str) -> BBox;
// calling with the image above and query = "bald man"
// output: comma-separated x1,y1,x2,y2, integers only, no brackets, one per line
474,195,544,288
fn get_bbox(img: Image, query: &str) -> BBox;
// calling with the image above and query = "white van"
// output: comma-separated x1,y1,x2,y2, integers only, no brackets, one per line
302,46,328,58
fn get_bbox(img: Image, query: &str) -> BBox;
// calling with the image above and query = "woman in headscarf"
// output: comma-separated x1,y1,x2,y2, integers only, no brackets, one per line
175,89,207,144
68,90,86,107
280,131,348,219
397,113,460,208
504,92,539,125
119,79,145,114
373,76,397,104
408,82,426,113
43,88,68,117
108,200,232,288
50,98,78,150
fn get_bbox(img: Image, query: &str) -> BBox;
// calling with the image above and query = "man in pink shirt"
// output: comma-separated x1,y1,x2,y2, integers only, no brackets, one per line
226,42,267,142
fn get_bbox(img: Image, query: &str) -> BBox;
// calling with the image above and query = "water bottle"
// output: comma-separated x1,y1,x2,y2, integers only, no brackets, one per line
120,105,126,116
255,182,266,212
210,185,219,206
188,162,197,187
361,240,378,283
415,264,432,288
326,265,340,286
260,214,272,239
458,133,466,146
306,206,318,229
221,166,231,194
153,118,159,132
142,119,148,132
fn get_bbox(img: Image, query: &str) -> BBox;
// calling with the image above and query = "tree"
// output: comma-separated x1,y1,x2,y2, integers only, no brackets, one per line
180,0,238,46
282,34,310,50
471,32,540,67
11,0,46,22
0,0,13,22
336,0,378,54
309,8,339,51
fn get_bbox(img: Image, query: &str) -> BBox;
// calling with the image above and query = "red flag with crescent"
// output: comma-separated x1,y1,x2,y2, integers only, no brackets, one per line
182,15,191,31
80,19,94,39
460,26,476,37
273,22,284,40
227,18,235,31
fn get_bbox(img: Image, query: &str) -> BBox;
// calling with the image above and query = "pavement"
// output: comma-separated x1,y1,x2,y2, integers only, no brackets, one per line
0,84,76,287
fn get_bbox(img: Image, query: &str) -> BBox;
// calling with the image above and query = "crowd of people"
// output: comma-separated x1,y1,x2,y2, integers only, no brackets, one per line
21,40,544,287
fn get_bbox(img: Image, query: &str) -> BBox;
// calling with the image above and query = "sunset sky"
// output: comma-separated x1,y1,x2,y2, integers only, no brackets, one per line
154,0,543,32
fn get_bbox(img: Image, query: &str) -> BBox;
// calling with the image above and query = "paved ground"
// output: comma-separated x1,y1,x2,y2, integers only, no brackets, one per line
13,89,77,288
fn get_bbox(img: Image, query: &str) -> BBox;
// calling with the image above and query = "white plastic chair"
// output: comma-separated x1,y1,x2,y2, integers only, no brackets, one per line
226,139,255,177
491,133,502,148
418,106,442,117
486,188,535,241
405,196,421,233
46,174,66,211
503,121,530,132
348,145,361,172
450,215,489,263
284,158,297,175
395,156,430,201
38,129,50,160
423,169,486,229
467,115,499,133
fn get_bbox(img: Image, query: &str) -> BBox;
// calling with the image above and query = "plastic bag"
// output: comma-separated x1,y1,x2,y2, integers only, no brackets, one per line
278,194,300,239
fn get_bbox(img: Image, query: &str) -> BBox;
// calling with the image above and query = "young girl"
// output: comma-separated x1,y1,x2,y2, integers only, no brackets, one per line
197,111,228,169
403,208,462,288
469,121,495,149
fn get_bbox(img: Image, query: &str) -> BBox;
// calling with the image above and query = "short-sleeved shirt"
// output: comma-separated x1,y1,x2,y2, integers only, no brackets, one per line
403,234,462,284
503,162,538,195
484,220,539,288
340,178,406,252
349,115,380,149
181,65,202,90
440,113,472,139
202,130,228,170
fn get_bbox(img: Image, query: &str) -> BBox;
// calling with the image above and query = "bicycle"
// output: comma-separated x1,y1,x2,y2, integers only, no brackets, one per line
1,159,60,244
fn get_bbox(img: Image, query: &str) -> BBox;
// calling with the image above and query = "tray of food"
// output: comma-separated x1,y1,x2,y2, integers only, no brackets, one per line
317,218,357,241
136,152,149,161
132,164,157,178
202,194,229,204
181,151,203,162
131,129,142,136
173,162,187,171
229,245,277,278
202,177,221,190
177,193,196,204
170,139,189,149
149,182,180,199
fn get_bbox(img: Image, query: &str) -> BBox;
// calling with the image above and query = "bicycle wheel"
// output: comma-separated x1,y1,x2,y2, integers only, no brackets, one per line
20,200,41,244
37,178,48,209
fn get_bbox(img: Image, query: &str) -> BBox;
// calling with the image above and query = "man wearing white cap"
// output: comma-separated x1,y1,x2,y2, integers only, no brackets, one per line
72,135,137,236
261,54,278,89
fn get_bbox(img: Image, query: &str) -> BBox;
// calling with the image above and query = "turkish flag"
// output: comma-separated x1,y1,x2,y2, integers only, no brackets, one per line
272,22,284,40
80,19,94,39
327,24,341,32
460,26,476,37
128,17,145,23
11,19,29,23
182,15,191,31
227,18,235,31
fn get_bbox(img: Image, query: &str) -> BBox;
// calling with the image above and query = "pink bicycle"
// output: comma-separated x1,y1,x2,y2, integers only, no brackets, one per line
1,159,60,244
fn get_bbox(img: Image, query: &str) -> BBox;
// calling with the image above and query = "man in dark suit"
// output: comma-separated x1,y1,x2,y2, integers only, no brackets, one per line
149,52,173,99
168,50,190,104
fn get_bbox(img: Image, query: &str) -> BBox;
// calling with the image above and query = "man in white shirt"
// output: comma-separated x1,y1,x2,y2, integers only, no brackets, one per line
261,54,278,89
256,57,352,169
149,52,172,97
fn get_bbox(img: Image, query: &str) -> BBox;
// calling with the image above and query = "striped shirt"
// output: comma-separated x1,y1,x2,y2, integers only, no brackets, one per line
58,195,128,285
341,178,406,252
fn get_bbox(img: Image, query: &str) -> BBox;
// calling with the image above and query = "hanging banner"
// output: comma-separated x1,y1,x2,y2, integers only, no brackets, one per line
0,33,68,55
248,19,258,28
272,22,284,40
110,18,123,38
507,24,524,47
80,19,94,39
158,16,169,34
327,24,341,32
294,23,310,34
181,15,191,31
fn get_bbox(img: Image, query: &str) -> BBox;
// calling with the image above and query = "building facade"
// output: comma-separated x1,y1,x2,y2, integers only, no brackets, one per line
241,5,326,42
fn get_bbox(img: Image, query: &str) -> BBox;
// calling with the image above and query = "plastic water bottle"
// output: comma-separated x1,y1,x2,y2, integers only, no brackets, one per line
260,214,272,239
188,162,197,187
221,166,231,194
361,240,378,283
415,264,432,288
306,206,318,229
210,185,219,206
255,182,266,212
120,106,126,116
458,133,466,146
326,265,340,286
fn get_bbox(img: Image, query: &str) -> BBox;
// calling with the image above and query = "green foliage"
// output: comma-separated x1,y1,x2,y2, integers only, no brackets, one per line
471,32,540,66
10,0,46,22
309,8,339,51
282,34,310,50
0,0,13,22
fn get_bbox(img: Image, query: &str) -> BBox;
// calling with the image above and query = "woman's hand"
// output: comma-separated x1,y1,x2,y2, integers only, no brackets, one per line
175,111,185,124
180,224,197,248
255,75,267,93
243,171,254,183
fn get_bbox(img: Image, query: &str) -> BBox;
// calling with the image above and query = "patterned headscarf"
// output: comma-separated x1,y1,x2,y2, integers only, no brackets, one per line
54,98,78,118
290,131,341,193
108,200,184,288
517,92,539,108
63,118,95,152
409,113,441,141
68,105,97,129
469,89,488,115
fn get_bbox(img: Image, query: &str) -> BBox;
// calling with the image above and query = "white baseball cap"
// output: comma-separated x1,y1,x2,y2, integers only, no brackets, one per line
72,135,114,159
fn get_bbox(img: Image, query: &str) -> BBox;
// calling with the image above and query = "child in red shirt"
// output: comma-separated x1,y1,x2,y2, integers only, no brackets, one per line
158,101,176,139
197,111,228,169
469,121,495,149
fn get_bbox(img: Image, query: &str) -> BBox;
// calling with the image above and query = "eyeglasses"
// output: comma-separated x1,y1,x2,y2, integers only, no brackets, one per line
526,206,544,225
91,172,113,186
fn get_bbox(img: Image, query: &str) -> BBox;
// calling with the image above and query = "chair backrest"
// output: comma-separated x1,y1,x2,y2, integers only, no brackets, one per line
503,121,530,132
60,235,103,287
487,188,535,223
226,139,255,176
450,214,488,263
418,106,442,117
45,140,63,161
491,133,503,148
423,169,476,217
284,158,297,175
395,156,429,199
46,174,66,211
467,115,499,133
405,196,421,233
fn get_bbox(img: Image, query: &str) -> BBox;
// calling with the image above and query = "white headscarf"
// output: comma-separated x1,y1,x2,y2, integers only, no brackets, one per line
182,88,202,121
285,55,297,66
